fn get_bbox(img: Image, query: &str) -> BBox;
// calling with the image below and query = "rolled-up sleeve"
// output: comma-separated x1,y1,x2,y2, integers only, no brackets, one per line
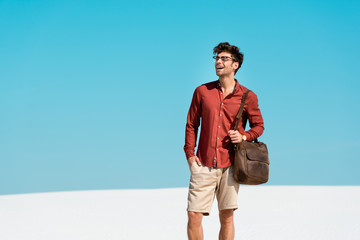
184,87,202,160
243,91,264,141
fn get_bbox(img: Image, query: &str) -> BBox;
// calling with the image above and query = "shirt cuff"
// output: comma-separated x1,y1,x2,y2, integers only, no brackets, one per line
243,132,251,142
185,150,195,160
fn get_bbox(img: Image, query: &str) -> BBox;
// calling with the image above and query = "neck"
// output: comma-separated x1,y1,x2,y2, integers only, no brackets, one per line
219,76,236,91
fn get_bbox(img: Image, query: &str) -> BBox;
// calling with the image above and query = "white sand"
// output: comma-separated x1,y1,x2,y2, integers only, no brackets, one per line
0,186,359,240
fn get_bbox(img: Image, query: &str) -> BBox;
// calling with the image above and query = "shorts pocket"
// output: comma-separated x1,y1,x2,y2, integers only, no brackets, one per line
190,161,200,173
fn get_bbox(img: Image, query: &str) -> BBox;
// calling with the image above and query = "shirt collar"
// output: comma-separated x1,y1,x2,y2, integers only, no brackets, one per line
217,79,239,94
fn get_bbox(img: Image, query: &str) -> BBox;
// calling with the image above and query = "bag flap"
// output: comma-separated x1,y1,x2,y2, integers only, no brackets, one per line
243,142,269,163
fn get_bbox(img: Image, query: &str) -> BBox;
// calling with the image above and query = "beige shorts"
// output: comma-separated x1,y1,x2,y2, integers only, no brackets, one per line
187,162,240,216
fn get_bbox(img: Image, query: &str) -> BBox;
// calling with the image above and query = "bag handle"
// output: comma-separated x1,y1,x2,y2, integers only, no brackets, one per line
234,89,250,131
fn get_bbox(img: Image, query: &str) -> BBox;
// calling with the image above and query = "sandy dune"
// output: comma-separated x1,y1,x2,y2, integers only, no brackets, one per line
0,186,359,239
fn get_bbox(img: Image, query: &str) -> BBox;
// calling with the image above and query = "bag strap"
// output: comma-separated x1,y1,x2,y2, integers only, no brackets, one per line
234,89,251,131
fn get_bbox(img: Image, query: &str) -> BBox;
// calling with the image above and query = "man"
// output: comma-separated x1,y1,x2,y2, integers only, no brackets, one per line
184,42,264,240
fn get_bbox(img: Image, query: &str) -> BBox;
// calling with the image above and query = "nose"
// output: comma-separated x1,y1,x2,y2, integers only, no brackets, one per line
215,59,224,66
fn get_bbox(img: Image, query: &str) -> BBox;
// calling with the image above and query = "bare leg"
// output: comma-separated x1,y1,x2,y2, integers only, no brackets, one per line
219,209,235,240
187,211,204,240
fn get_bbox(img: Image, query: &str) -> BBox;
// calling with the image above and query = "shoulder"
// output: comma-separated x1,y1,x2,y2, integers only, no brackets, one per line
194,80,218,94
237,83,259,101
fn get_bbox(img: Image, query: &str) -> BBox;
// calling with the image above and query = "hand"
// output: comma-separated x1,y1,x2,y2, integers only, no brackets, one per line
187,156,201,168
228,130,243,143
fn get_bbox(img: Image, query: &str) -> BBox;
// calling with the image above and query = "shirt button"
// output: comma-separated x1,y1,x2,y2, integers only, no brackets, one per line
216,148,219,151
220,92,223,94
220,114,222,117
214,157,216,160
217,137,219,140
218,126,220,128
221,102,224,105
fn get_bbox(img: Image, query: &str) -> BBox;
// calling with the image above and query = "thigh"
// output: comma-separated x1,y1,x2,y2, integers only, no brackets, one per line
187,163,218,216
216,166,240,211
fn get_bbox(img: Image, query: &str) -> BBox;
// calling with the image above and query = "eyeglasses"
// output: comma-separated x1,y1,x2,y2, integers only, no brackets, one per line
213,56,233,62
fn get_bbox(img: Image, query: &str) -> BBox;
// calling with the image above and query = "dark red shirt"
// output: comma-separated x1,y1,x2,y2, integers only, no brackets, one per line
184,80,264,168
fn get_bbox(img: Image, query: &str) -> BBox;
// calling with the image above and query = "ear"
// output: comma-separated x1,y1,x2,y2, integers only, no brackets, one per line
233,61,239,71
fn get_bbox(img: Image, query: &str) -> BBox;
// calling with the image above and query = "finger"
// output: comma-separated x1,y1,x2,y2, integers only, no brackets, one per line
231,134,240,139
195,158,201,166
232,136,241,142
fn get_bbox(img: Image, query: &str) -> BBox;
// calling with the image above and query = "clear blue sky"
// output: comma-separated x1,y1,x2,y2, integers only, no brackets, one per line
1,0,359,195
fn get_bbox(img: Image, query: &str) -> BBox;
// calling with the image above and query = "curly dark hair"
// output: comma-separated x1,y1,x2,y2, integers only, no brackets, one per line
213,42,244,74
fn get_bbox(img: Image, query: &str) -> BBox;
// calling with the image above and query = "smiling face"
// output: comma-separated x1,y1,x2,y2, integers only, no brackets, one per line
215,52,239,78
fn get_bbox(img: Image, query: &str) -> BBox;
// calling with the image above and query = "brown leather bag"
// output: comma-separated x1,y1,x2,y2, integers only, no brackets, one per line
233,90,270,185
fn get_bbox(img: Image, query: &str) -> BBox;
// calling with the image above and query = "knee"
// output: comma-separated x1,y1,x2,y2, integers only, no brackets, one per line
219,209,234,225
187,211,203,226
